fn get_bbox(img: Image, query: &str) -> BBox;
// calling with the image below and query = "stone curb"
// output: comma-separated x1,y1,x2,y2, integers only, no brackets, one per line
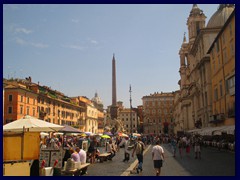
120,145,152,176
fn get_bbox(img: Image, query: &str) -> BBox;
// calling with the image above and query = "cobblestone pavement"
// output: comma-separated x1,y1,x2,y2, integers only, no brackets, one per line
84,143,235,176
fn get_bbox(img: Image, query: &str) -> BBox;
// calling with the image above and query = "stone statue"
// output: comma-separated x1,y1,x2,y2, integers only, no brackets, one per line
112,118,126,133
104,118,126,134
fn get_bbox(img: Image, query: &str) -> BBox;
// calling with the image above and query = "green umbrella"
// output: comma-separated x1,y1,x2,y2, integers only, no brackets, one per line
101,134,111,139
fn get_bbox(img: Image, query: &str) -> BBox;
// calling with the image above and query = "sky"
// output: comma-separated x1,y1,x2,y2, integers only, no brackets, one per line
3,4,219,108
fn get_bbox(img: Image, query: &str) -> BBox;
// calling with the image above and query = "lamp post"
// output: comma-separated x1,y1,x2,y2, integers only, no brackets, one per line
129,85,132,134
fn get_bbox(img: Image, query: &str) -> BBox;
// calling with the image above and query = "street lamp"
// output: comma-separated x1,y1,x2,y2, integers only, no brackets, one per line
129,85,132,134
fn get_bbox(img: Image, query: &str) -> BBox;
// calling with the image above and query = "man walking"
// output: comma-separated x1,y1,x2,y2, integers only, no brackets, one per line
152,140,164,176
194,135,201,159
132,137,145,173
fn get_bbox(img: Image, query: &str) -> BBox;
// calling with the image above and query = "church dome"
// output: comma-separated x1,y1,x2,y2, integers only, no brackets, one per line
91,92,103,105
207,4,235,28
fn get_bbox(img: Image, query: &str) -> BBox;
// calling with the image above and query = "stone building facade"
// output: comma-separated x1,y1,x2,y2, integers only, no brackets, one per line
142,92,174,135
174,4,235,133
208,9,235,126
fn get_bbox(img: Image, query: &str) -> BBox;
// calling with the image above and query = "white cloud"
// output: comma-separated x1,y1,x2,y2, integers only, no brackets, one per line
90,40,98,45
62,44,85,50
71,19,79,23
15,27,33,34
15,37,27,45
15,37,49,48
30,42,49,48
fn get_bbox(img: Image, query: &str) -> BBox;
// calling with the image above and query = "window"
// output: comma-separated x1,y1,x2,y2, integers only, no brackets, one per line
216,41,220,52
229,76,235,88
27,107,30,115
223,49,227,63
225,79,229,93
21,96,23,102
211,48,215,59
213,61,216,73
33,108,35,116
27,97,30,104
196,21,200,35
214,87,218,101
20,105,23,114
219,81,223,97
222,32,225,44
8,95,13,102
227,76,235,95
218,55,221,67
230,41,235,57
8,107,12,114
229,24,232,36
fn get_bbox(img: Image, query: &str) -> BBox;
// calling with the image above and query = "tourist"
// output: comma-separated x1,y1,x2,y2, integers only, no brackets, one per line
69,148,80,162
194,135,201,159
88,136,97,163
132,137,145,173
106,139,116,160
152,140,164,176
119,136,131,162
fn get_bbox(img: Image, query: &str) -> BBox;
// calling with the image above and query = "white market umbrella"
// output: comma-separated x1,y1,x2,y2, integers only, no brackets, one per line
3,115,64,132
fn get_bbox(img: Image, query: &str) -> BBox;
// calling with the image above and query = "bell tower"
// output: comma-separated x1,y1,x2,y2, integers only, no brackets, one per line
187,4,206,44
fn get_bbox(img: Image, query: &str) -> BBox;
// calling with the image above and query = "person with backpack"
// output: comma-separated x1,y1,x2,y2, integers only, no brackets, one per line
132,137,145,173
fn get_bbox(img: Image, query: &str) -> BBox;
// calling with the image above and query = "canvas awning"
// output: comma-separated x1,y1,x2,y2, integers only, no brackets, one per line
3,115,64,132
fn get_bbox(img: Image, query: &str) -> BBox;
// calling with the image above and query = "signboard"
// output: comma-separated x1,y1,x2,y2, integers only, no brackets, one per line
39,149,62,168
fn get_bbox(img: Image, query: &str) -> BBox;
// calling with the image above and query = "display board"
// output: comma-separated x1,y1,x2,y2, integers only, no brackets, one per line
39,149,62,168
82,141,88,152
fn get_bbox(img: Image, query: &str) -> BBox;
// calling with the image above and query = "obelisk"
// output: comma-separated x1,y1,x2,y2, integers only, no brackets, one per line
110,54,118,120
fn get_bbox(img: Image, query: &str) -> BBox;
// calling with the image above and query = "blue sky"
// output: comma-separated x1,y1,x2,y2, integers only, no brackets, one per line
3,4,219,108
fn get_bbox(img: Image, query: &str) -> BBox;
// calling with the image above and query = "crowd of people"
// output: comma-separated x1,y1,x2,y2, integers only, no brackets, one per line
39,131,232,176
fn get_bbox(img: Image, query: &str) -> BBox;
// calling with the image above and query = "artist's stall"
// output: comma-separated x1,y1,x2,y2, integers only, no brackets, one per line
3,115,64,176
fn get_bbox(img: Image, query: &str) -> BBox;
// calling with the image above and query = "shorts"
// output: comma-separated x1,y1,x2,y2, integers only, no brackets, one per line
153,160,163,168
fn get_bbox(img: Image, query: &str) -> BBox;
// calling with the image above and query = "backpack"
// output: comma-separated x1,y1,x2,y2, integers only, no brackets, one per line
136,142,144,154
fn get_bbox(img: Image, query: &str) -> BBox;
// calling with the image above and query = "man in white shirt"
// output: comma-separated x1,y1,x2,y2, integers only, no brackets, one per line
76,147,88,175
78,148,87,164
152,140,164,176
